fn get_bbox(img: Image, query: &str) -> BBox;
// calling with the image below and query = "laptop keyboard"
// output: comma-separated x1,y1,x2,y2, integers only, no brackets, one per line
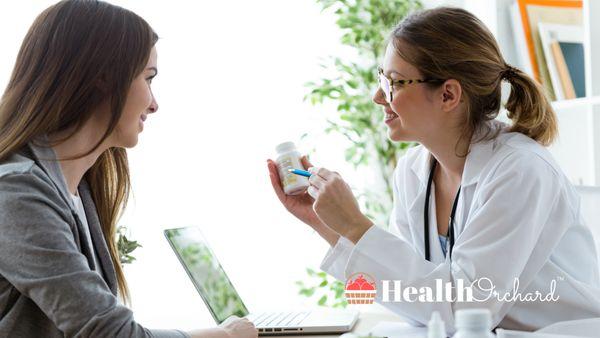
249,311,310,328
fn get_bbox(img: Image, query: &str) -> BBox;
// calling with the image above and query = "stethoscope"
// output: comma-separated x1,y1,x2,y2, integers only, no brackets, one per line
424,159,461,261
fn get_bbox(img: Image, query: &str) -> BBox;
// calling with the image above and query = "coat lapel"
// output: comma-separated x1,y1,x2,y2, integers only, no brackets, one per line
26,137,118,296
27,137,75,211
407,154,447,264
79,180,118,295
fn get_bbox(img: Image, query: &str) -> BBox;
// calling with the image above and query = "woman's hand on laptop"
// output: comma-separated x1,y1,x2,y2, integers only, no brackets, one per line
187,316,257,338
267,156,340,246
220,316,258,338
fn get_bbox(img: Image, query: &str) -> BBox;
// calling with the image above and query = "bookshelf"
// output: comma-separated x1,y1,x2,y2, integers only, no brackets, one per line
457,0,600,186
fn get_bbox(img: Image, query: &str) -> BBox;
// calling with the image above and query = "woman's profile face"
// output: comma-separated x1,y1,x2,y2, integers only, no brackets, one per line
112,46,159,148
372,42,442,143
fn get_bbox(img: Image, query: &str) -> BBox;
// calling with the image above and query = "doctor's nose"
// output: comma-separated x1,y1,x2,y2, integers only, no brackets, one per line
373,87,387,106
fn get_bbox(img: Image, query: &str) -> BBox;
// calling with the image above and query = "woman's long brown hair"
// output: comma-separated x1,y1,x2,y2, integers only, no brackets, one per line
0,0,158,304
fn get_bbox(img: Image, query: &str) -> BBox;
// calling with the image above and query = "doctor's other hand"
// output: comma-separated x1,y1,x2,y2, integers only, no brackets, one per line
187,316,257,338
307,167,373,244
267,156,340,246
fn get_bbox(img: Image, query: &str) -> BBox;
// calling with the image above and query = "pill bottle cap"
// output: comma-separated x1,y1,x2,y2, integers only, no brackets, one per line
275,141,297,154
455,308,492,331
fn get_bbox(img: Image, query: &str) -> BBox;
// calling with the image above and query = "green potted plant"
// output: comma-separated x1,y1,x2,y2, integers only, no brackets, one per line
117,225,142,265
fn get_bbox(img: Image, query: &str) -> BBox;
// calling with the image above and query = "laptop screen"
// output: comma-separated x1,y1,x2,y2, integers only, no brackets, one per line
164,227,249,323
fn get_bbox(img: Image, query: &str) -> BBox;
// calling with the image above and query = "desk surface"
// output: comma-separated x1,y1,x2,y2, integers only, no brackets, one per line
269,305,403,338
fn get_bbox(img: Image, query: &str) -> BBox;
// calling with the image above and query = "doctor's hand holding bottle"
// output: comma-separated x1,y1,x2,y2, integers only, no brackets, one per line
267,156,373,245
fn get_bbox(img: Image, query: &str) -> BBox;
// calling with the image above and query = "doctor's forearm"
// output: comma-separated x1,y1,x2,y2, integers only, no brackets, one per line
344,215,374,244
312,223,340,246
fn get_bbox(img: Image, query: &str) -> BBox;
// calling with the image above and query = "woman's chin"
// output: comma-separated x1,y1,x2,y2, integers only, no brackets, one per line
118,134,139,148
126,137,139,148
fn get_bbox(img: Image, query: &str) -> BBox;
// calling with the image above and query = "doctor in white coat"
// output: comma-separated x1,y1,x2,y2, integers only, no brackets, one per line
267,6,600,333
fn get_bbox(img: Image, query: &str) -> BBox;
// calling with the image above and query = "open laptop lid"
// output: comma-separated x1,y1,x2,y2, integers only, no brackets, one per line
164,227,249,324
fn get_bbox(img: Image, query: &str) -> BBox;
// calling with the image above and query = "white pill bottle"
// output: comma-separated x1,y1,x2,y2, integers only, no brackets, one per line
452,309,495,338
275,141,310,195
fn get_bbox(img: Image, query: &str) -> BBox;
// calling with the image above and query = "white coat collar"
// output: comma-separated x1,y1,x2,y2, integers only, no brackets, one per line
410,122,503,188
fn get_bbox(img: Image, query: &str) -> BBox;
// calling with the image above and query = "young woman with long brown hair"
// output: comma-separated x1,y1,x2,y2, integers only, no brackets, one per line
268,6,600,333
0,1,257,337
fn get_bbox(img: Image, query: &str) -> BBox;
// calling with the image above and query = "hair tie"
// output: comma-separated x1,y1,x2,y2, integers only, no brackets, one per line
501,65,518,81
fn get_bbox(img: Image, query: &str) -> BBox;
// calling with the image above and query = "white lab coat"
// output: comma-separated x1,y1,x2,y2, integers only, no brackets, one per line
321,123,600,333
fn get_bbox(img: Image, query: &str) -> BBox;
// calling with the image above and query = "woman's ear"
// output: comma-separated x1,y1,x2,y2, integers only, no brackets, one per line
440,79,462,112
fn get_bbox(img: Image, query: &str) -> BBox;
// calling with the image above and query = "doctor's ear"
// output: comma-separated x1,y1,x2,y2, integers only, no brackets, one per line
439,79,463,112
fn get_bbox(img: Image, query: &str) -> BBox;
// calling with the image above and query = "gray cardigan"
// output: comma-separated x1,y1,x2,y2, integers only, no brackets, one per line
0,140,189,338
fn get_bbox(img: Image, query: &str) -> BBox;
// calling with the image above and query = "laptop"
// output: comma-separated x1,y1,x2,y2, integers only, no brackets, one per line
164,227,359,335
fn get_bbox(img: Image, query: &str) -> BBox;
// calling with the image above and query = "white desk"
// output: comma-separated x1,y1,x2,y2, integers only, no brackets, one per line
269,304,405,338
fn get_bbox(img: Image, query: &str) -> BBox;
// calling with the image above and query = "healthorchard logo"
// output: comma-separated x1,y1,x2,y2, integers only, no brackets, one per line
344,273,560,305
344,273,376,304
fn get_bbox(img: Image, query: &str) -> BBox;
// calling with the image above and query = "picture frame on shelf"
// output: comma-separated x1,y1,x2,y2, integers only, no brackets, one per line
510,0,583,100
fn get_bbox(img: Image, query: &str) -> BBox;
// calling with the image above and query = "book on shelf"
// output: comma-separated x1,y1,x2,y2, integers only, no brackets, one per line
551,40,577,99
559,41,585,98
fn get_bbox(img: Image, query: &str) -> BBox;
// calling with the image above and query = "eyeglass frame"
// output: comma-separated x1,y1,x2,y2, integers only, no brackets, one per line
377,67,446,103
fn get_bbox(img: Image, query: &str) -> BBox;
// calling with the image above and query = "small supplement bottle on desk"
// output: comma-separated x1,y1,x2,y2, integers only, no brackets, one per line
275,141,310,195
452,309,495,338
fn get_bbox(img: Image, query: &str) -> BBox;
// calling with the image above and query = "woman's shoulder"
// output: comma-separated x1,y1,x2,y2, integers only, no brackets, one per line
0,151,63,209
0,152,36,178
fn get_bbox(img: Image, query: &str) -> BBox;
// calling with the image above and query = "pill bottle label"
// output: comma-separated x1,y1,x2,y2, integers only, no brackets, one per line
278,155,298,186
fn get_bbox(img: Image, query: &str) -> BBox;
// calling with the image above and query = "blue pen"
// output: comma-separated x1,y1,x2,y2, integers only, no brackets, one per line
288,168,312,177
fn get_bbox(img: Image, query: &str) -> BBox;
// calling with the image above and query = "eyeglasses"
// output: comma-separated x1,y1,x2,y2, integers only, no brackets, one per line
377,67,445,103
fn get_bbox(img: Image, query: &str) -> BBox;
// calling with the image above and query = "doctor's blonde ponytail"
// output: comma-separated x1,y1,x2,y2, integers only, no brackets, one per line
501,66,558,146
390,7,558,146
